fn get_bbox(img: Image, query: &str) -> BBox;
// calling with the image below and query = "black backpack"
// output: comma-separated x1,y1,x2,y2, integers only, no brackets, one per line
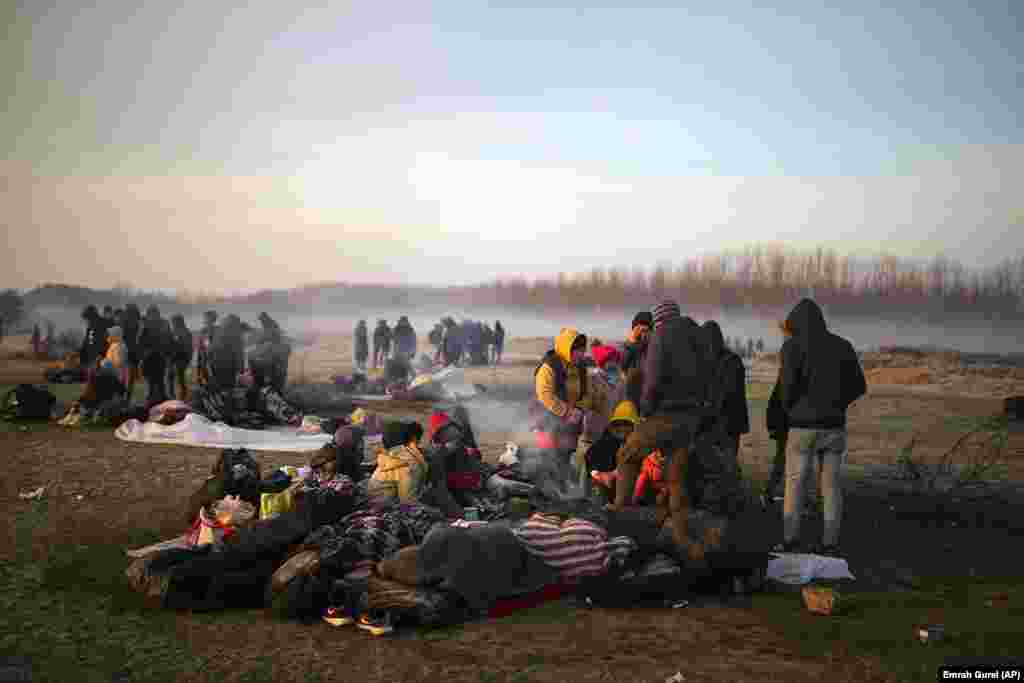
2,384,56,420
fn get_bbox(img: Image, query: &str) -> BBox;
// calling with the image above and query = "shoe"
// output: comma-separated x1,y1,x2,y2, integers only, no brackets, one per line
772,540,802,554
322,606,355,627
356,613,394,636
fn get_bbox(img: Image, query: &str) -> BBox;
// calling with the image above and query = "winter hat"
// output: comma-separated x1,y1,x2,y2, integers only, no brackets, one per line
427,411,451,442
652,300,681,328
591,345,622,370
631,312,653,329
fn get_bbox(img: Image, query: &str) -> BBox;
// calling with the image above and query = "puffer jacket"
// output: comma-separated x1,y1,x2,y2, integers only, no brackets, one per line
777,298,867,430
534,328,602,420
368,444,429,503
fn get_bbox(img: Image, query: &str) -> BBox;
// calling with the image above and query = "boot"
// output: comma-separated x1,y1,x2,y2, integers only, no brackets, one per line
607,461,640,512
668,450,705,564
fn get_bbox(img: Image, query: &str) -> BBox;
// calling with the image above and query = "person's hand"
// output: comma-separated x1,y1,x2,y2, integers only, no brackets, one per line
563,407,583,425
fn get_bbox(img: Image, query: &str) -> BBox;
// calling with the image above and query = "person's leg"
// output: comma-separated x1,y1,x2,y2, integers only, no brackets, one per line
782,429,815,548
666,447,703,561
819,429,847,549
767,432,788,498
177,364,189,400
166,364,177,401
574,437,594,498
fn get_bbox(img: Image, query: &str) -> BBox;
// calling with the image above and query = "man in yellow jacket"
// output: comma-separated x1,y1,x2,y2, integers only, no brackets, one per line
533,328,606,486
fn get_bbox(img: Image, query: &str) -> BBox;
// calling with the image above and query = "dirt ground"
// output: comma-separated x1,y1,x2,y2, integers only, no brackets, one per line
3,334,1023,682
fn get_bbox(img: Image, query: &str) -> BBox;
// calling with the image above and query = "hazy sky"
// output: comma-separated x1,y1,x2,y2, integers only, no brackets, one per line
2,1,1021,292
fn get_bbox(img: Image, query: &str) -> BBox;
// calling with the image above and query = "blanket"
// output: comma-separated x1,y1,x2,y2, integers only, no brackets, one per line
115,413,333,452
766,553,856,585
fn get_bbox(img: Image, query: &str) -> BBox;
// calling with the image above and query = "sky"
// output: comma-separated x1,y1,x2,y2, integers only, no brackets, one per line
1,1,1021,292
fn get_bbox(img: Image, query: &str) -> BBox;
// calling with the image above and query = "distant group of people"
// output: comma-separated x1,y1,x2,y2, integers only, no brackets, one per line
68,305,292,413
530,297,866,562
351,316,507,373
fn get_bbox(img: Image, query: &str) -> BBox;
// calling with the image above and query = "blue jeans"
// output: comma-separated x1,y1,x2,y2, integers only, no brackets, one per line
783,428,847,547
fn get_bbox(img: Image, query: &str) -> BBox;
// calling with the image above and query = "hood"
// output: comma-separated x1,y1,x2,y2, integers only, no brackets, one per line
554,327,585,365
703,320,725,358
377,443,426,471
785,298,827,339
609,400,640,426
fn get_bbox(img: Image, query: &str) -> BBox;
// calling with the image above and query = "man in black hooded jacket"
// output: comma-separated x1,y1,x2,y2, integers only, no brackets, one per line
772,298,866,556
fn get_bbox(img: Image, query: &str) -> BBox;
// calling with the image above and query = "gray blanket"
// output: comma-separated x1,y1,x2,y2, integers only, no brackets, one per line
416,523,558,611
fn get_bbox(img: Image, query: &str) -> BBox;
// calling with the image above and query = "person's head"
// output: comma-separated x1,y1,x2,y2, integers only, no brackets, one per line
145,305,161,321
171,314,187,330
404,421,424,447
607,400,640,439
651,301,680,330
630,311,653,343
102,305,114,318
309,447,338,480
124,303,141,320
203,310,218,324
81,305,99,322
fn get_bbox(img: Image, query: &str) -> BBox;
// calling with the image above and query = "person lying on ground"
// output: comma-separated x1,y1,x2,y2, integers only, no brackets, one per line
772,298,866,557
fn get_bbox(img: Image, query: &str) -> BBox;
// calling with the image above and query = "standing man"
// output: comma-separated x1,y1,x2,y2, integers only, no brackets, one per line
492,321,505,365
621,312,652,375
612,301,712,564
773,298,866,556
372,320,391,369
354,320,370,372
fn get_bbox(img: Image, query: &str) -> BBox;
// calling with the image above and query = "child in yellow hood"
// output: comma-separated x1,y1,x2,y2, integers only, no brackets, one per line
533,328,604,448
368,421,429,503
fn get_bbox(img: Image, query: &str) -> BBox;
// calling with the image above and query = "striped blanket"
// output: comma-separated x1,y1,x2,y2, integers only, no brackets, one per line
512,513,636,582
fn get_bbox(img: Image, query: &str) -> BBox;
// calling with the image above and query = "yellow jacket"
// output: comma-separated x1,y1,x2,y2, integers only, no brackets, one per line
369,444,428,502
103,339,126,371
535,328,602,418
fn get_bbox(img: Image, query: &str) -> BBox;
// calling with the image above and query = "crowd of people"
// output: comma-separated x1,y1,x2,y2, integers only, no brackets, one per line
352,316,507,372
61,305,294,426
528,297,866,559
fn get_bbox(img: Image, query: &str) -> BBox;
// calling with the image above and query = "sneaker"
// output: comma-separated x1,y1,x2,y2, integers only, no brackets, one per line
772,540,802,554
322,606,355,627
356,613,394,636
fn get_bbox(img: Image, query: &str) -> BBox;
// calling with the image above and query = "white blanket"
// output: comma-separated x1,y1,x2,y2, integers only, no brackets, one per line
766,553,856,585
114,413,333,452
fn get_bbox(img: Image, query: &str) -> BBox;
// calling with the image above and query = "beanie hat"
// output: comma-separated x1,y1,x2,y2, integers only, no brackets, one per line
631,312,653,329
427,411,451,442
652,301,681,328
591,345,622,370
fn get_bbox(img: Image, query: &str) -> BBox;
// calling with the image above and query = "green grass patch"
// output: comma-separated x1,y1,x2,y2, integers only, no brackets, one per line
942,414,1009,434
754,575,1024,683
878,415,916,433
1,501,207,682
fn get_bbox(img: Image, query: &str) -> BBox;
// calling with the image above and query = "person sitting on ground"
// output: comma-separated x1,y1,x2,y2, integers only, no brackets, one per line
587,400,640,503
611,300,711,565
354,320,370,372
594,450,667,507
168,314,194,401
772,298,866,557
368,420,428,504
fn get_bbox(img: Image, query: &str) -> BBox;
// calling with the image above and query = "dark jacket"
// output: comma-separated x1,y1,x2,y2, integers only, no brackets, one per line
638,315,711,417
121,310,141,364
493,323,505,348
621,339,647,374
393,320,417,357
373,323,392,350
777,298,866,430
171,325,194,365
354,323,369,359
79,315,111,365
703,321,750,436
138,318,173,363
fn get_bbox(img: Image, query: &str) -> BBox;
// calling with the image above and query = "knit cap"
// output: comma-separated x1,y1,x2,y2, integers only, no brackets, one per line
652,301,681,328
631,312,653,329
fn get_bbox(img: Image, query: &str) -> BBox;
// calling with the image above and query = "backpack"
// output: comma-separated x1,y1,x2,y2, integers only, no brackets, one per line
1,384,57,420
